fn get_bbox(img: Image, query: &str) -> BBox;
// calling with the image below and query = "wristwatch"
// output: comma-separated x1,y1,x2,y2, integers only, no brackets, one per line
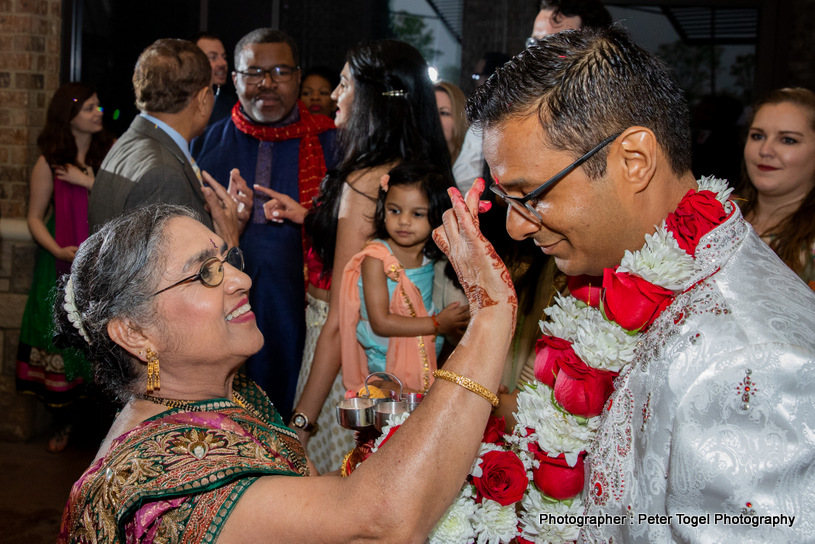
291,412,317,432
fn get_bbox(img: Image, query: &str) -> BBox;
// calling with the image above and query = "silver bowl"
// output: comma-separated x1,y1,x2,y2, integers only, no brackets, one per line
401,392,424,412
374,400,410,431
336,397,375,430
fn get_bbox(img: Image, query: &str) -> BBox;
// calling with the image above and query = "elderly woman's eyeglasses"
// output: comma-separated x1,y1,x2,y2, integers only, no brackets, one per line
152,247,244,296
489,133,621,224
236,65,299,85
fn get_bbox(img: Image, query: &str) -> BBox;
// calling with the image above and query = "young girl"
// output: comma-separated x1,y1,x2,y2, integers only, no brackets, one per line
339,162,469,394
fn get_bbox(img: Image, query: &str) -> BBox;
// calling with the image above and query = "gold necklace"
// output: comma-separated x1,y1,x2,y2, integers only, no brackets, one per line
231,391,270,424
137,394,205,411
138,389,272,428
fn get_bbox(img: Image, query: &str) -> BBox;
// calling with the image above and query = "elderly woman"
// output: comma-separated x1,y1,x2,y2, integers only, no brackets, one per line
56,195,513,542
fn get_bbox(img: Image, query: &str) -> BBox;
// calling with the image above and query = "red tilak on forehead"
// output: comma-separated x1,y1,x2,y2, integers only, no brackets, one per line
210,238,218,250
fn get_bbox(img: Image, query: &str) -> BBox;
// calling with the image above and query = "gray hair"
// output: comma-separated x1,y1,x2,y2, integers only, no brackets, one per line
234,28,300,68
53,205,200,404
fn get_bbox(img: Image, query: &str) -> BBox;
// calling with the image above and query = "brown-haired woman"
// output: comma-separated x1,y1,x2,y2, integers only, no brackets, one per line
741,87,815,287
16,82,114,452
434,81,469,163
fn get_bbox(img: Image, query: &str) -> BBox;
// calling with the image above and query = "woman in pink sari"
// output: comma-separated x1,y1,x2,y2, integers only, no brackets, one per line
16,82,114,452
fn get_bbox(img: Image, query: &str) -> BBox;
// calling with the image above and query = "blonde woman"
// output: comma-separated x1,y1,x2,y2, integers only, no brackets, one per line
434,81,469,163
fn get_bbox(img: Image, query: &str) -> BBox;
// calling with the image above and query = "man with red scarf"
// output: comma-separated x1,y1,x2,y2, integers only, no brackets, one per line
193,29,336,422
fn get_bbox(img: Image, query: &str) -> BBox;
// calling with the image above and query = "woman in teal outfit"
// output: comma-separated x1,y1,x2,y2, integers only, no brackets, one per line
16,82,114,452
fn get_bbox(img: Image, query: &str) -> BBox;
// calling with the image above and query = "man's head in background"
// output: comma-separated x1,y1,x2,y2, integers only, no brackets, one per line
193,32,229,87
528,0,612,45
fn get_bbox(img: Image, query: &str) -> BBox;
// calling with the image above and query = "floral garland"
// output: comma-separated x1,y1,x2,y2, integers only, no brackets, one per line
428,177,735,544
345,178,734,543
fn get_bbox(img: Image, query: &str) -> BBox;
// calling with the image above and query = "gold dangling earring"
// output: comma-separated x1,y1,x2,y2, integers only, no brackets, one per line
145,347,160,394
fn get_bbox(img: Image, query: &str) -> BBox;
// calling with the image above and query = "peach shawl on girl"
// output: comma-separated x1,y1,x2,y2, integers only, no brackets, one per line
339,240,436,393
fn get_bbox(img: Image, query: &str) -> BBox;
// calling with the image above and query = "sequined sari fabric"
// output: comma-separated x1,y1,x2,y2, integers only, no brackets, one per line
58,378,308,543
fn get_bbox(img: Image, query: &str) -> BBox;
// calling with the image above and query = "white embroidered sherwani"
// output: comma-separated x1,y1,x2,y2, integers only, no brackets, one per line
582,206,815,543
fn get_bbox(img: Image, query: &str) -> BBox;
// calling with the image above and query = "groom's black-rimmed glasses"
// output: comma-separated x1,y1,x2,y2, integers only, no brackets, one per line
152,247,244,296
489,132,622,224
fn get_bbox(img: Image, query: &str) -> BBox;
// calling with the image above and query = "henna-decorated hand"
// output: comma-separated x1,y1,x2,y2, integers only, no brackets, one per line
433,178,517,330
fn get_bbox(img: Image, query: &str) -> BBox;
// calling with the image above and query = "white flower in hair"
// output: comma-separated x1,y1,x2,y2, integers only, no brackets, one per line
63,277,90,344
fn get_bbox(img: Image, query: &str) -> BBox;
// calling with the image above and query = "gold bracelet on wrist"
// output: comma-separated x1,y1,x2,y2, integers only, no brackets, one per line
432,369,499,407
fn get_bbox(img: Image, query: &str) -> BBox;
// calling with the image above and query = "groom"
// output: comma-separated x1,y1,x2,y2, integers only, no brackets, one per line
469,27,815,542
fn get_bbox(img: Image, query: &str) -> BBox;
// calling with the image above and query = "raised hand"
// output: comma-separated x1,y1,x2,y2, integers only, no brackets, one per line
433,178,517,329
253,184,308,225
201,170,241,248
227,169,253,231
53,164,94,189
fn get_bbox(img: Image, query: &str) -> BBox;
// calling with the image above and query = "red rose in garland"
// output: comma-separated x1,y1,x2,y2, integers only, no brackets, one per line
552,352,617,418
529,444,587,500
534,335,575,389
567,275,603,308
602,268,675,332
472,450,529,506
665,189,728,256
482,415,507,444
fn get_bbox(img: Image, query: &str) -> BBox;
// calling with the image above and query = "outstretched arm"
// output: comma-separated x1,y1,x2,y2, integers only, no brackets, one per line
221,178,518,543
292,167,385,443
253,184,308,225
362,255,469,337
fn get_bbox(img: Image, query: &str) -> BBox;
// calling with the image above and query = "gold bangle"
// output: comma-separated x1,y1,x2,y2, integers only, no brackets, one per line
432,369,499,407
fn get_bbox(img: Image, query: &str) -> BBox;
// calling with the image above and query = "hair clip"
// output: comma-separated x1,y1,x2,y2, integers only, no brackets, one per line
382,90,407,97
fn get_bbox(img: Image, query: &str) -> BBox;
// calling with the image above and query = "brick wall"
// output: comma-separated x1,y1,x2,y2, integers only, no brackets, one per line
0,0,61,219
0,0,61,440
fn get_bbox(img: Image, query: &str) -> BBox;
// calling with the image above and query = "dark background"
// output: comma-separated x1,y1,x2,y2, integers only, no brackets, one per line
59,0,813,137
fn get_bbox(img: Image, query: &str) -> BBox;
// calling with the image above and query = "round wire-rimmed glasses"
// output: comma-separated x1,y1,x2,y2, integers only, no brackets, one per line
152,247,244,296
489,132,621,224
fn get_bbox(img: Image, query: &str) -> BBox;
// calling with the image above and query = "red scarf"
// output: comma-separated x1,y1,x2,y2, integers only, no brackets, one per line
231,100,334,210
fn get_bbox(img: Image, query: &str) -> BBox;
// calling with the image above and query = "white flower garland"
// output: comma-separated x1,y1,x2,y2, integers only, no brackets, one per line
384,178,732,544
507,177,731,543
